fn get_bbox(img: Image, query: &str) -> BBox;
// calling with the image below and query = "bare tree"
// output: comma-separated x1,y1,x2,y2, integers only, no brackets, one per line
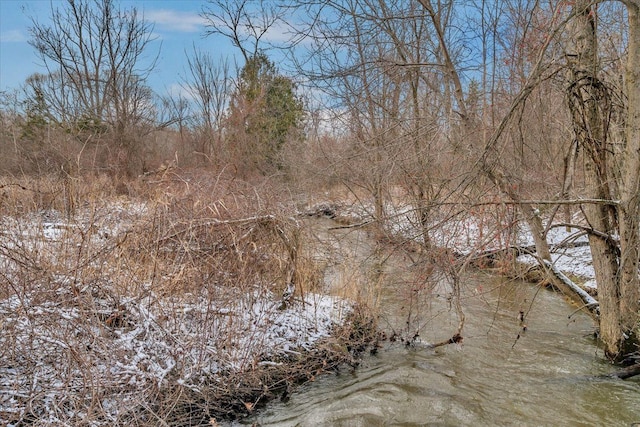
616,0,640,359
183,48,231,162
566,0,622,357
288,0,441,236
578,0,639,359
286,0,639,359
28,0,157,173
201,0,284,62
414,0,579,263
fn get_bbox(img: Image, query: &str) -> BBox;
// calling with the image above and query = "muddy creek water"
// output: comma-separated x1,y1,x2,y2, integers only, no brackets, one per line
241,219,640,426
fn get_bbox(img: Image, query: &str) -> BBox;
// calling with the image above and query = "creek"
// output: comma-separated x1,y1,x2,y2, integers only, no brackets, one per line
240,218,640,426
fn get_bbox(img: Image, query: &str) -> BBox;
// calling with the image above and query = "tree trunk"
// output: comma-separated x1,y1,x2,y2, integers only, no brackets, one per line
617,1,640,350
567,0,622,357
568,0,640,358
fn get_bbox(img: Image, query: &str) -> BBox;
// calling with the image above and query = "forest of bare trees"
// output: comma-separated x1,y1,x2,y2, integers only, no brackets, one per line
278,0,639,360
0,0,639,423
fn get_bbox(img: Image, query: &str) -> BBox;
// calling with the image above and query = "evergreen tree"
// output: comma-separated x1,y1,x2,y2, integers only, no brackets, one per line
229,52,304,172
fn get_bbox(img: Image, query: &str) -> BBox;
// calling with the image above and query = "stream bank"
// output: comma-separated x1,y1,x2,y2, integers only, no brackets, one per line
239,217,640,426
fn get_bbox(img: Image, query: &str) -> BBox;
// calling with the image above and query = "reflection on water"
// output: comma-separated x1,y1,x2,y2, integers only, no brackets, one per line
240,221,640,427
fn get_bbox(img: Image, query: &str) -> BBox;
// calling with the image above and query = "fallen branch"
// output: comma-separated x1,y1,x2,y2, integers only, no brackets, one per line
548,223,618,244
302,204,338,219
470,238,590,264
428,333,463,348
327,220,374,230
602,363,640,380
543,260,599,316
567,302,600,319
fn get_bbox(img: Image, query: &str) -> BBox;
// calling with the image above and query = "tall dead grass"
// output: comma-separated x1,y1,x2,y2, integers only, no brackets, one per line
0,172,376,426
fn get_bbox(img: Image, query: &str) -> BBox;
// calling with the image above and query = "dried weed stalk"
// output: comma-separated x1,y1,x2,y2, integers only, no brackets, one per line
0,174,375,425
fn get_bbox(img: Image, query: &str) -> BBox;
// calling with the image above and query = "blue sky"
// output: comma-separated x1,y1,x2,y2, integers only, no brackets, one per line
0,0,258,96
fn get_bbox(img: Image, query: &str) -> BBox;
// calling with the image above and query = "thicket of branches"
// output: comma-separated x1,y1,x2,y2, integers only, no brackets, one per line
1,1,639,418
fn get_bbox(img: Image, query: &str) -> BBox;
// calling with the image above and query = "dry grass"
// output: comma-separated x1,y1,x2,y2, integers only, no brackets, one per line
0,172,377,426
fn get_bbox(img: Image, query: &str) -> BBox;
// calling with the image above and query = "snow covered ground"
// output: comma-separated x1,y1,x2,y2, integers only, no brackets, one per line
0,203,352,425
337,198,597,289
518,224,596,289
0,286,349,423
0,196,601,424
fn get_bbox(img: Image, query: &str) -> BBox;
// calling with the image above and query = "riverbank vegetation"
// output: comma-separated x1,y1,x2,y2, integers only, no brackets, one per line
1,0,639,424
0,174,379,424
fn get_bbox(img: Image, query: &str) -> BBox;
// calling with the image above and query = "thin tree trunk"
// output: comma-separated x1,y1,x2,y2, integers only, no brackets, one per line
561,139,579,230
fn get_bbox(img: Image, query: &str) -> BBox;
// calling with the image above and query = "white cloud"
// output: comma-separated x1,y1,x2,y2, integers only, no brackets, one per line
145,9,207,33
262,21,294,43
166,82,196,101
0,30,27,43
